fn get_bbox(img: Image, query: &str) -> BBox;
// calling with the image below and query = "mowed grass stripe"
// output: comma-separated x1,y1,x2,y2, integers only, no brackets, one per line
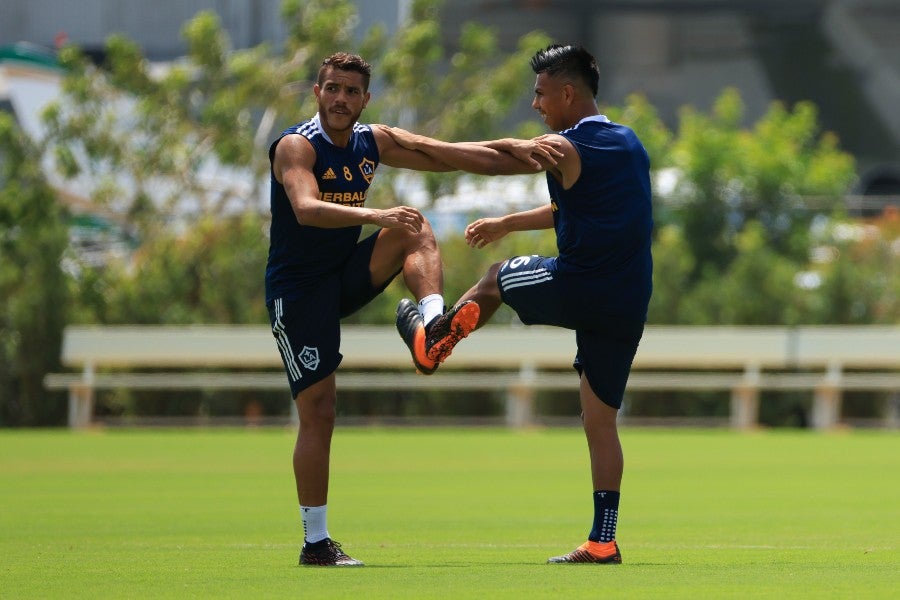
1,427,897,599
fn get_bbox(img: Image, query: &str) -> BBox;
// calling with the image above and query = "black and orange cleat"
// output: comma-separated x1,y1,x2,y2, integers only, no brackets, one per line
424,300,480,364
547,540,622,564
299,538,364,567
396,299,438,375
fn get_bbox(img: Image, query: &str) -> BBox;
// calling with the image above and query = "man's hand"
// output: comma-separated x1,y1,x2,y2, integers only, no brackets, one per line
502,135,564,170
465,217,509,248
372,205,425,232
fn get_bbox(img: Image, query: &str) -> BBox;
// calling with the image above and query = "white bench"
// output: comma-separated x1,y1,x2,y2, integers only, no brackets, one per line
44,325,900,430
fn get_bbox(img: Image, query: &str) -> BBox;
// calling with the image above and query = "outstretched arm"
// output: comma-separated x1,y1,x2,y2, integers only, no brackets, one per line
371,126,456,172
376,126,565,176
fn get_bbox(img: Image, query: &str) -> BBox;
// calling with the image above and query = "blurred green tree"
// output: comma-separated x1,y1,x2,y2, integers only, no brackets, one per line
71,213,270,325
676,222,808,325
808,212,900,324
608,89,863,326
669,88,856,281
0,113,70,425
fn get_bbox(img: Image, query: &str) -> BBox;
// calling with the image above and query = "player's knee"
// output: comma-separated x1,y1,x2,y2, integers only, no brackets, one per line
413,217,438,248
298,393,336,430
387,218,437,253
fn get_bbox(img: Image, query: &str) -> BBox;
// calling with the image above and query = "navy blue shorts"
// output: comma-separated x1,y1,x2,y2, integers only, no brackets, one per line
267,231,399,397
497,255,644,409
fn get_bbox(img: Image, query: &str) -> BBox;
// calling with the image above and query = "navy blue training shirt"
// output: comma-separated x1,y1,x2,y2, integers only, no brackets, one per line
265,114,380,304
548,115,653,319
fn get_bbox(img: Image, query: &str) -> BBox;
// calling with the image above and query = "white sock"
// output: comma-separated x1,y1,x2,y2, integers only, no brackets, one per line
300,504,329,544
418,294,444,327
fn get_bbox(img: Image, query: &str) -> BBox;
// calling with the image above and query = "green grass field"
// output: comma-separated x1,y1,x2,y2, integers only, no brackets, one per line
1,427,897,598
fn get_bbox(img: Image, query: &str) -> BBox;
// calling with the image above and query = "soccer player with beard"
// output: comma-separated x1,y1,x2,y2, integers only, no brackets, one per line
266,52,558,566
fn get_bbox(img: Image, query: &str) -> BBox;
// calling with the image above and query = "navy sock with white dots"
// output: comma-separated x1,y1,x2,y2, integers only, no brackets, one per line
588,490,620,543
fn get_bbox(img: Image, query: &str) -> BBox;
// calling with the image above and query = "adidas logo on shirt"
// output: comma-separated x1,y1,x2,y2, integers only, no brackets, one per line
322,168,337,180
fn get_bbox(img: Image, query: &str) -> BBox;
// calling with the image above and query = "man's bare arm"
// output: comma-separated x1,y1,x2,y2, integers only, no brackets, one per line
465,204,555,248
371,126,456,172
376,126,567,176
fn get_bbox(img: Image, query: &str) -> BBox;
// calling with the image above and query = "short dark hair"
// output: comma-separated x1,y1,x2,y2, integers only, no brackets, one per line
530,44,599,98
317,52,372,91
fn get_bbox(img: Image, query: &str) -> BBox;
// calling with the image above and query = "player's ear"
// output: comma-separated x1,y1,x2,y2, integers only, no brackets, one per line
562,83,576,105
363,90,371,109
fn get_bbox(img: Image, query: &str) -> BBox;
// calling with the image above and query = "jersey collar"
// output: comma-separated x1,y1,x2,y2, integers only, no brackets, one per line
312,113,335,145
577,114,610,126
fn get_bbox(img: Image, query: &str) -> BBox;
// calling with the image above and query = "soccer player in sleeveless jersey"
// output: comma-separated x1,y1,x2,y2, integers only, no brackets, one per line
382,44,653,564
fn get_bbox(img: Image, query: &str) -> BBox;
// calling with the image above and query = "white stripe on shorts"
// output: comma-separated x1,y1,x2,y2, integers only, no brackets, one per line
273,298,302,382
500,267,553,290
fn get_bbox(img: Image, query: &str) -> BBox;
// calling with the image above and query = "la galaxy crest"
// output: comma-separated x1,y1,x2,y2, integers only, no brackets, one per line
358,158,376,184
298,346,320,371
